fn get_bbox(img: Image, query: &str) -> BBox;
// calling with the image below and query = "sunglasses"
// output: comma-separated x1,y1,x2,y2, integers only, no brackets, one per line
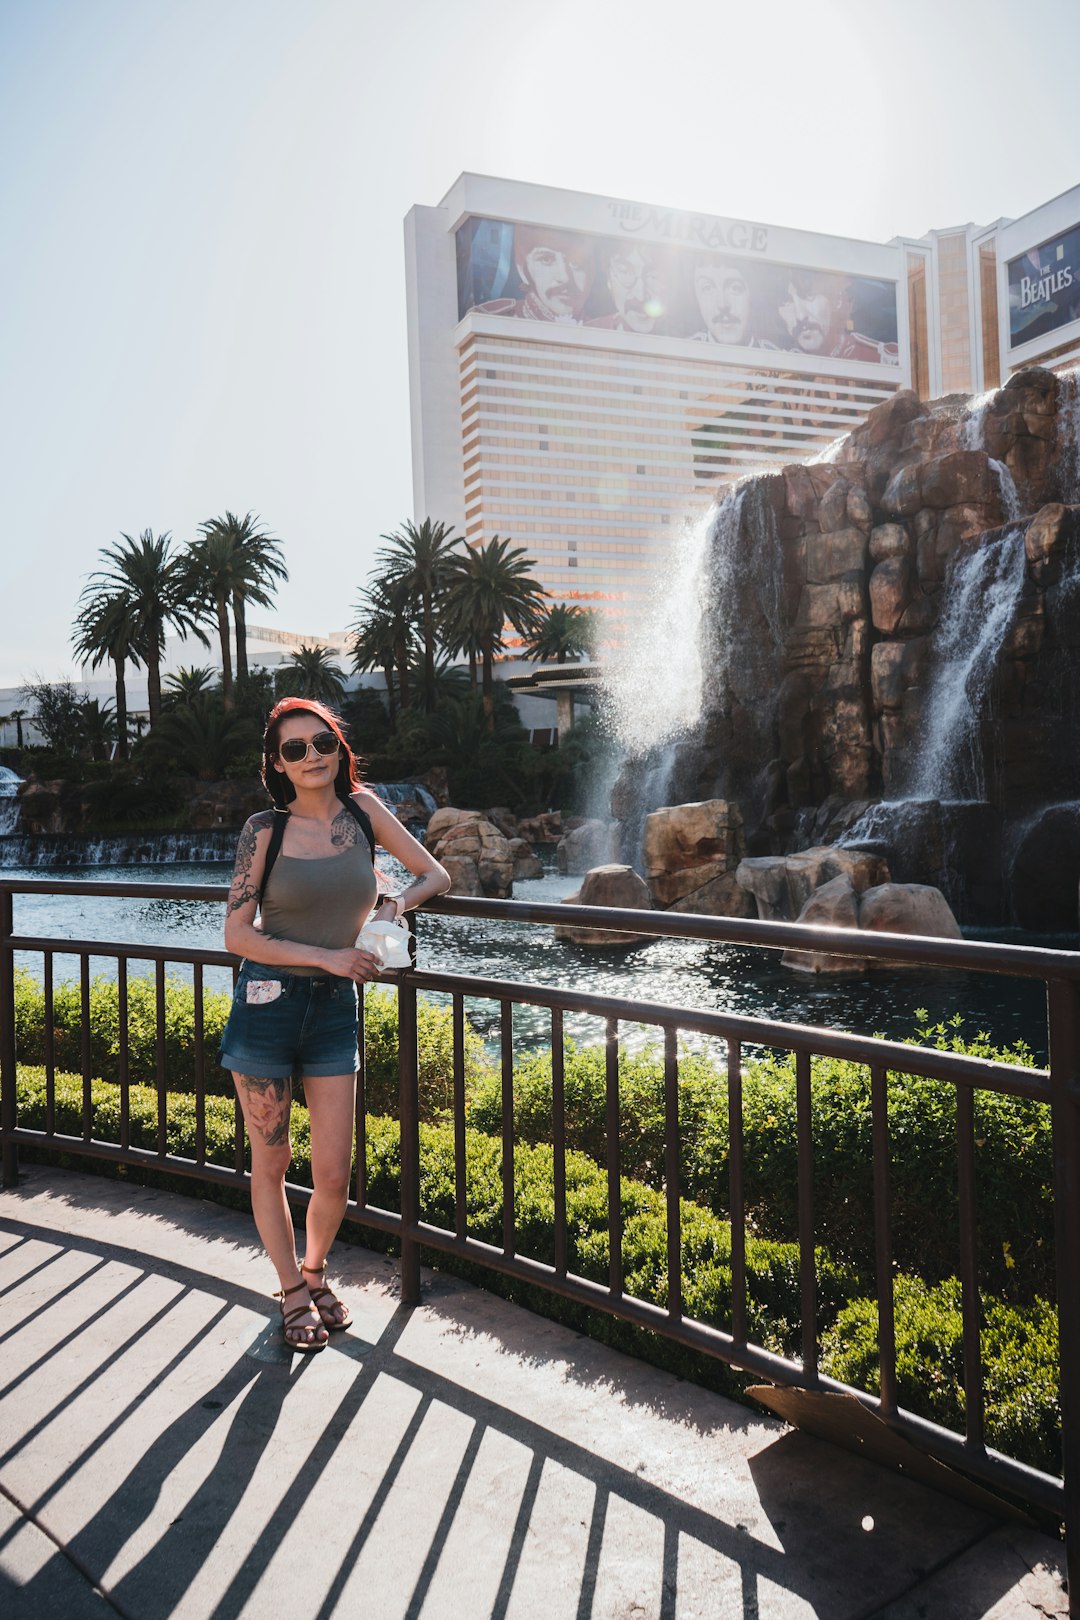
277,730,340,764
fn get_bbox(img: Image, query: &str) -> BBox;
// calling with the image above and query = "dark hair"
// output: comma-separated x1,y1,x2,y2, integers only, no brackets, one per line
261,697,360,807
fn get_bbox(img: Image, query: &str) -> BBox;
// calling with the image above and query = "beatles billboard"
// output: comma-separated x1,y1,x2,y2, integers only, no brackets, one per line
1007,223,1080,349
456,216,899,367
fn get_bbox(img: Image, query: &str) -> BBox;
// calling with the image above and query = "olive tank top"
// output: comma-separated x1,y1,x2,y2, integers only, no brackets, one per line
259,841,377,974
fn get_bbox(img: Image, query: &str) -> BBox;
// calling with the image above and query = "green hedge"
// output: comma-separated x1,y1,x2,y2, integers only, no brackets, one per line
13,1064,1061,1477
467,1020,1051,1299
12,972,482,1113
821,1275,1060,1474
14,970,1054,1300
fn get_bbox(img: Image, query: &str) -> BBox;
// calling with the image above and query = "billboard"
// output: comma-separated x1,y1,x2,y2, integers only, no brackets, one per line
456,217,899,367
1007,223,1080,348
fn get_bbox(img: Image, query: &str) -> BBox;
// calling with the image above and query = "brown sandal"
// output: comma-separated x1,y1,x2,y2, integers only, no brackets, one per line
277,1281,328,1353
301,1264,352,1332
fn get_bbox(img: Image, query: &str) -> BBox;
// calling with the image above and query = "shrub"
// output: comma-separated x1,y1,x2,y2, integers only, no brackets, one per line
821,1274,1060,1474
14,967,234,1092
360,988,491,1118
466,1024,1052,1299
12,971,491,1112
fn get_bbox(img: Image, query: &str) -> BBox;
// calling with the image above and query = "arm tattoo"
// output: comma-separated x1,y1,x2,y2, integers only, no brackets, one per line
228,814,272,913
330,806,361,849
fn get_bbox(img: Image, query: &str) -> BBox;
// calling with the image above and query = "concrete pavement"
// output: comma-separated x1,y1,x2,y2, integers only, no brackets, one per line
0,1166,1068,1619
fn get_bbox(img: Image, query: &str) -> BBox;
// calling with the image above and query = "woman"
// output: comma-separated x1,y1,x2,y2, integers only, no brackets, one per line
220,696,450,1352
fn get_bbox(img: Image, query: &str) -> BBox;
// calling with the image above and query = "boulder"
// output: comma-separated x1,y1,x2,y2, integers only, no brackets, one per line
556,818,620,875
869,558,913,634
818,477,851,533
427,809,514,897
869,522,911,563
427,806,480,843
1024,503,1070,567
440,855,482,898
554,864,654,948
664,870,756,918
858,883,963,964
805,527,867,584
517,811,562,845
485,807,521,841
862,389,928,448
736,846,888,921
1009,806,1080,931
781,875,867,975
508,837,543,881
734,856,790,921
643,799,745,906
920,451,994,510
785,846,890,913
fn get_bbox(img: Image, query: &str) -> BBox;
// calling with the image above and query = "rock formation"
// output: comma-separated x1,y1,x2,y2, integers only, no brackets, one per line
780,879,962,976
642,799,754,916
556,818,620,875
611,367,1080,929
425,808,516,898
555,864,654,948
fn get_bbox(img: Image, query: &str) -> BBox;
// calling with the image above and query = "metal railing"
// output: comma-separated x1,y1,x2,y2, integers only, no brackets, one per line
1,877,1078,1602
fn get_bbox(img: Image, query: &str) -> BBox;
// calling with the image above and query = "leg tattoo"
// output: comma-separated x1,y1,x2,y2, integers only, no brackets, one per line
238,1074,291,1147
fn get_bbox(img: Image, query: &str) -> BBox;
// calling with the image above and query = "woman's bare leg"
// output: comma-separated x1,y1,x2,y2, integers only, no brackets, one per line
301,1073,357,1325
232,1070,326,1348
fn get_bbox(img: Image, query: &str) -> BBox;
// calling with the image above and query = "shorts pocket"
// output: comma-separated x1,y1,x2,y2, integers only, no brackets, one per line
246,980,283,1005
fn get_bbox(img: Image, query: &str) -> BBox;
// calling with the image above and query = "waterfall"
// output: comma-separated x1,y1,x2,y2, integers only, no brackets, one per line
908,527,1028,801
962,389,998,451
605,505,716,758
604,478,785,856
989,459,1022,522
602,501,716,856
0,767,21,836
0,830,238,868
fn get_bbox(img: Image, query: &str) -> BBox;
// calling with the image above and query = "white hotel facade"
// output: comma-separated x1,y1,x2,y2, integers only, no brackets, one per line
405,174,1080,624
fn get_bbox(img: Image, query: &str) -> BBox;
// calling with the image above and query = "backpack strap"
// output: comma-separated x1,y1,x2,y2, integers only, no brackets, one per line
258,808,290,906
342,795,377,865
256,798,376,908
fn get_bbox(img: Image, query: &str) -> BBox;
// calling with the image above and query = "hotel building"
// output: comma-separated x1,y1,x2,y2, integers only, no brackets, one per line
405,175,1080,625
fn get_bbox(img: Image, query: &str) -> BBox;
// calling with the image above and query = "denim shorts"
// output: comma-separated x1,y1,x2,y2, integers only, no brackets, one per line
219,963,359,1079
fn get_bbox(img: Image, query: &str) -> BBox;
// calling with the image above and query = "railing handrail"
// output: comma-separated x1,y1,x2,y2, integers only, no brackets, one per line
2,877,1078,980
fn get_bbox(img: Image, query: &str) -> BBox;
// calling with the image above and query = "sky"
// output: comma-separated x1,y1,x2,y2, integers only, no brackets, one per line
2,0,1079,689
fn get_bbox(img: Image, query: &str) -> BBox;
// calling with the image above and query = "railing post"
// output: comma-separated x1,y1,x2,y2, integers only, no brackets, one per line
397,974,422,1307
0,888,18,1188
1047,977,1080,1600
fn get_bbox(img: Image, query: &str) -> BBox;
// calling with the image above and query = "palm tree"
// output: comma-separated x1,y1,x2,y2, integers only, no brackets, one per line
79,697,117,761
442,537,548,729
376,519,463,713
82,532,205,727
522,603,597,664
6,709,27,749
278,643,347,705
197,511,287,683
71,587,144,760
164,665,217,705
350,578,416,720
139,695,260,781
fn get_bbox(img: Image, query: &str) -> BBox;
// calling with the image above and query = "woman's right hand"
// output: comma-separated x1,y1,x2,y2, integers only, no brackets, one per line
321,946,384,983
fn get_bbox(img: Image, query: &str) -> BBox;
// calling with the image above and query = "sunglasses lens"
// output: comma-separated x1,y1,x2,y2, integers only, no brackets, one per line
279,731,339,763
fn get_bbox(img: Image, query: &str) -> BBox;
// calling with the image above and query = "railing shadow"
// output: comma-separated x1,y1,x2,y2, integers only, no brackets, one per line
0,1192,1035,1620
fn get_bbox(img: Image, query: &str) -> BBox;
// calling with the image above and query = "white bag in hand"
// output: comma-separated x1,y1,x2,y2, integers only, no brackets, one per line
357,917,412,969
